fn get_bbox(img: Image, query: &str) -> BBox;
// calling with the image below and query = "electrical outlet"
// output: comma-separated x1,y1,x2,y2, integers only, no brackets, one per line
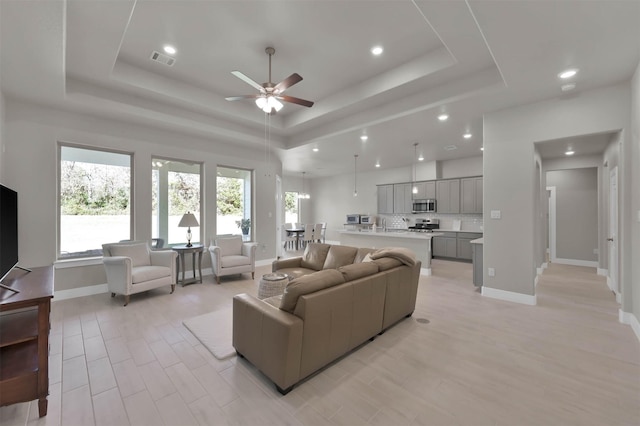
488,267,495,277
490,210,501,219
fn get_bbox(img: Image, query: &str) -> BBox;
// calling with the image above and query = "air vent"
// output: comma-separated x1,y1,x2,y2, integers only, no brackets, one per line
444,145,458,151
150,50,175,66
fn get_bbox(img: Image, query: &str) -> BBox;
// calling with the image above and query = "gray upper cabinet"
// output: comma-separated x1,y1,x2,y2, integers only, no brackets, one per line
377,184,394,214
461,177,483,214
393,183,412,213
411,181,436,200
435,179,460,213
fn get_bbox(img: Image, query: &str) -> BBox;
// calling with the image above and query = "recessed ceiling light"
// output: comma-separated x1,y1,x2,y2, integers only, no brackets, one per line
312,148,319,152
371,46,383,56
360,135,368,142
375,162,381,168
463,133,472,139
163,45,176,55
558,69,578,79
565,150,575,156
418,155,424,161
480,146,484,151
438,114,449,121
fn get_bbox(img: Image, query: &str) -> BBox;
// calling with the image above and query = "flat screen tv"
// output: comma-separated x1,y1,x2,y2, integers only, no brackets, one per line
1,184,19,284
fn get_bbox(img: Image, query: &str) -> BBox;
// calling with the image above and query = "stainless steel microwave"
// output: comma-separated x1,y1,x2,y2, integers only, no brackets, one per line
412,199,436,213
346,214,361,224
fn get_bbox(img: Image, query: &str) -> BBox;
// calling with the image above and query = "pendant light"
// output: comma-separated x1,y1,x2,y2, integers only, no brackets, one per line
412,143,419,194
298,171,310,199
353,154,359,197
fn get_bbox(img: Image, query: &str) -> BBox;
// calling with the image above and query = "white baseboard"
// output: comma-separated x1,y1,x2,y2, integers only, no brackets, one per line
536,267,543,276
481,286,537,306
542,262,548,270
597,268,608,276
420,267,432,276
619,309,640,343
554,258,598,268
54,283,109,301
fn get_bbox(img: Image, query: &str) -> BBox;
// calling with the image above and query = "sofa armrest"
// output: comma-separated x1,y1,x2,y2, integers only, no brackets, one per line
102,256,132,294
242,242,258,261
233,294,303,391
272,256,303,272
150,250,177,269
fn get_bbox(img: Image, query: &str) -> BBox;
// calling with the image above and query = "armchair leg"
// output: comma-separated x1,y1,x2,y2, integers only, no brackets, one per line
216,276,220,284
251,272,254,279
111,292,116,297
124,295,130,307
170,284,175,294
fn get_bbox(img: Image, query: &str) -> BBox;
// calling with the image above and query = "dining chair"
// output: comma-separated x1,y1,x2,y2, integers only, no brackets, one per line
313,223,323,243
283,225,297,249
302,224,314,248
319,222,327,243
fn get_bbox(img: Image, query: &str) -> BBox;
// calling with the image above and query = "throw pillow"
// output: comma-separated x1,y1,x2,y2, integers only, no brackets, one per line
370,247,416,266
322,245,358,269
338,262,379,282
110,243,150,267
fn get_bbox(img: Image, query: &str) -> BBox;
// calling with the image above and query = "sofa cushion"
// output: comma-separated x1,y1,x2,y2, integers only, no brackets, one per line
372,257,403,271
300,243,331,271
370,247,417,266
131,265,170,284
110,243,150,267
280,269,346,313
338,262,379,282
323,245,358,269
216,237,242,256
354,247,376,263
221,255,251,268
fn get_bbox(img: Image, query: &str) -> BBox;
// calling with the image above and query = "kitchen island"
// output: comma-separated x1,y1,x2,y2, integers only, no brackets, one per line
338,229,442,275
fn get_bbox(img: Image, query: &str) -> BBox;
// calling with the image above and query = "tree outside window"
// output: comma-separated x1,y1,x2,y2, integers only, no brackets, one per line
152,158,201,246
59,145,131,258
285,192,299,224
217,167,252,235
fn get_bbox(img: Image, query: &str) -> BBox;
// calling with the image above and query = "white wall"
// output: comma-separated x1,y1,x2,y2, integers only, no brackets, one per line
483,83,631,301
3,99,281,291
546,168,598,263
630,61,640,327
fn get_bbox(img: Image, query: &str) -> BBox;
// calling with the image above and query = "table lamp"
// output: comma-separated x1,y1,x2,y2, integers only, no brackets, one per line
178,212,199,247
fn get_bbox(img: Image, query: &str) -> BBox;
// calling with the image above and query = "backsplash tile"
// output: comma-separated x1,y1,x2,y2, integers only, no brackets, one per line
376,213,483,232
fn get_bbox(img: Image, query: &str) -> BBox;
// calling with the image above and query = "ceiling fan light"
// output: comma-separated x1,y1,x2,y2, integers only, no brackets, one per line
269,97,284,112
255,97,267,109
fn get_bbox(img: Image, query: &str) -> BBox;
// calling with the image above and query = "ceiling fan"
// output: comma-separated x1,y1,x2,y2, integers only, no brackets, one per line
225,47,314,114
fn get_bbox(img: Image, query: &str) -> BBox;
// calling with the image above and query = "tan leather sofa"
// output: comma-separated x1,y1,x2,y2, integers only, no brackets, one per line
233,243,421,394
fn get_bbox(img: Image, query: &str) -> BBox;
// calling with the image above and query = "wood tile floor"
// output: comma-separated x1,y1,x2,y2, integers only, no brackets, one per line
1,260,638,425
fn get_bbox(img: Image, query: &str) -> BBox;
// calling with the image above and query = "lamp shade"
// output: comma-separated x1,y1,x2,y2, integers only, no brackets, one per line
178,212,199,228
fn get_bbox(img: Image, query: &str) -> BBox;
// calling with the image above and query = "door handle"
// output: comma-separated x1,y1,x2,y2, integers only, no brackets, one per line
607,237,614,242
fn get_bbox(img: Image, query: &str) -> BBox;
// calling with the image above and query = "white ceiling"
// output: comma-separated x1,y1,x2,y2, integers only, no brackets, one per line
1,0,639,178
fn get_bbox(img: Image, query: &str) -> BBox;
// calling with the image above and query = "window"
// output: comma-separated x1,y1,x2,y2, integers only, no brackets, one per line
152,158,201,246
285,192,299,224
59,145,132,259
216,166,252,236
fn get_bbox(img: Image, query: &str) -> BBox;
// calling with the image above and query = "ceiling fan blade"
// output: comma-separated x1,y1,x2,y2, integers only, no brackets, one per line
231,71,265,92
278,95,314,108
274,73,303,93
225,95,260,101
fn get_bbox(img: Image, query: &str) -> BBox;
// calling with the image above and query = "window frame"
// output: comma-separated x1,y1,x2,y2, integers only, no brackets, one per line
57,143,134,260
216,165,253,237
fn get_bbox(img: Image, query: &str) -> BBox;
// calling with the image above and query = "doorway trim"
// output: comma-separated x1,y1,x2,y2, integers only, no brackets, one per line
547,186,556,263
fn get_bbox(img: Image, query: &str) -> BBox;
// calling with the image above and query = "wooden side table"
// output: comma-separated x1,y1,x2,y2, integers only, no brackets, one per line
172,244,204,286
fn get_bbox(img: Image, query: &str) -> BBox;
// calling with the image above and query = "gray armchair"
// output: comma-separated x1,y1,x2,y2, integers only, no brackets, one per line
209,235,257,284
102,241,177,306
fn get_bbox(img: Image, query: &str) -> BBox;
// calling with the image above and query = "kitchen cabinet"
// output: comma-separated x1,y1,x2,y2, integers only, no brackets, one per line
461,177,483,214
456,232,481,260
433,232,457,258
435,179,460,213
377,184,394,214
393,183,412,213
411,181,436,200
472,241,483,287
433,232,482,261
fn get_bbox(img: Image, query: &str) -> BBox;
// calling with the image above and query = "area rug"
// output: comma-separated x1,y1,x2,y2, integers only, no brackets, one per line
183,308,235,360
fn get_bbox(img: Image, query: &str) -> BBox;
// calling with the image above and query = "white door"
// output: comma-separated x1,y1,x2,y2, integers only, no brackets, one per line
608,167,619,297
276,175,283,258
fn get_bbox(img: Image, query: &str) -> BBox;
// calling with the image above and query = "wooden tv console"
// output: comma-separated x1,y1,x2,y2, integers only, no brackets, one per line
0,266,53,417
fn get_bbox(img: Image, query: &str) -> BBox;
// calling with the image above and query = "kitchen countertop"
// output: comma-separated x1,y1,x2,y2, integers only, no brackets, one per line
470,237,484,244
338,230,443,240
